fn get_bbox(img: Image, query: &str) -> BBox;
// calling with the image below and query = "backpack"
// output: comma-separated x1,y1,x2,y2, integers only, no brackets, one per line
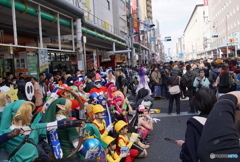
182,72,194,87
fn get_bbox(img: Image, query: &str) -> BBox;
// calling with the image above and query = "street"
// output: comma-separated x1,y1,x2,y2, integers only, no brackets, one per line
129,97,194,162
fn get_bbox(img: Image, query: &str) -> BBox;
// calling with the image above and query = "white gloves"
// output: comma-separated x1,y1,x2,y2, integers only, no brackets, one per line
50,92,59,99
152,118,161,123
47,121,58,132
106,124,113,132
129,134,138,143
119,150,129,158
21,126,31,135
146,115,152,121
146,115,160,123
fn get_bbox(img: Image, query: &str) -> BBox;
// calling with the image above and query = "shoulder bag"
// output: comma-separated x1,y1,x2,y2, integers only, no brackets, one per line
169,76,180,95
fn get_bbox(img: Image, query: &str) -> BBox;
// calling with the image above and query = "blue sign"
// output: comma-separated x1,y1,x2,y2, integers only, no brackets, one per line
179,53,184,57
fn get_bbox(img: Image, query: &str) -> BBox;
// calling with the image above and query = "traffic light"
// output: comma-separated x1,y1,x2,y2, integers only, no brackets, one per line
211,34,218,38
164,36,171,41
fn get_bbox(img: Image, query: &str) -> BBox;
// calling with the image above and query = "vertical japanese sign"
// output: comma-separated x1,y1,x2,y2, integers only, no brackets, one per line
27,53,38,78
132,0,139,42
14,52,28,77
38,49,49,73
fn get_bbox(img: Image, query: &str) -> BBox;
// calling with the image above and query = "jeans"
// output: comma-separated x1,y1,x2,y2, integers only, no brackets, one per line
168,93,180,114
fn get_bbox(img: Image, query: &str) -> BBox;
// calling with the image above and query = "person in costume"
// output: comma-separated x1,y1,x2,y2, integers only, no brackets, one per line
42,98,84,158
92,105,113,138
89,73,107,95
114,120,147,162
107,84,117,107
0,100,84,162
0,90,7,122
136,67,151,95
57,85,86,119
102,136,128,162
137,105,154,145
110,97,134,123
0,129,22,145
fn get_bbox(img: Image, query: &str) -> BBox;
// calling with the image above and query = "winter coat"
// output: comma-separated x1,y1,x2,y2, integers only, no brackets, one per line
151,71,162,85
217,71,230,93
193,76,210,91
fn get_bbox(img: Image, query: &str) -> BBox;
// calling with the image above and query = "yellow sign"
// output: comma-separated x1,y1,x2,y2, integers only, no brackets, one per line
0,46,10,55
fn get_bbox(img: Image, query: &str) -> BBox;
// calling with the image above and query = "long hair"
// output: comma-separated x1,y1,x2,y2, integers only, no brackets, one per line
138,67,146,85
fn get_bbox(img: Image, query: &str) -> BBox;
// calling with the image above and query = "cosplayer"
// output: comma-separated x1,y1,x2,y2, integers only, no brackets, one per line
0,90,7,122
137,105,153,145
0,100,84,162
89,73,107,95
107,84,117,107
110,97,134,123
136,67,151,95
42,98,84,158
92,105,113,138
102,136,128,162
0,129,22,145
114,120,147,162
73,81,88,99
56,85,85,119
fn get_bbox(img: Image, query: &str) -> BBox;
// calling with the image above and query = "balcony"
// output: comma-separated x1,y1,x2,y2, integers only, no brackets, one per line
147,12,152,19
147,6,152,12
146,1,151,7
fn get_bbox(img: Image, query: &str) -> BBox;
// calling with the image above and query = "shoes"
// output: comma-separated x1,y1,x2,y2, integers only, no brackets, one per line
177,113,180,115
168,113,172,115
143,140,151,145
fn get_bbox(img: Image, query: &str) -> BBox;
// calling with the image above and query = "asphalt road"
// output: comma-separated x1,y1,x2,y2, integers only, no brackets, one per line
128,97,195,162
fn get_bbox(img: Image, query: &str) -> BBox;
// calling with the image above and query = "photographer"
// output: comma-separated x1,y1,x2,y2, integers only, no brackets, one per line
193,70,210,91
197,91,240,161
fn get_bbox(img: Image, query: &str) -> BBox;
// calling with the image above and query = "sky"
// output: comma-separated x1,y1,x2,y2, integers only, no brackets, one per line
152,0,201,55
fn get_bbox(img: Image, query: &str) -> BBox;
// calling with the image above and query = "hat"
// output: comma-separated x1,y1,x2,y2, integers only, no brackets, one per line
138,105,145,112
0,86,10,93
0,100,25,131
57,86,72,96
73,81,83,87
216,59,223,64
46,73,53,80
42,98,67,122
94,73,102,82
199,69,205,73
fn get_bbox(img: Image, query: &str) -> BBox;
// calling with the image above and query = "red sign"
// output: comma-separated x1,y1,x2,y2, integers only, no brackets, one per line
204,0,208,6
132,0,139,42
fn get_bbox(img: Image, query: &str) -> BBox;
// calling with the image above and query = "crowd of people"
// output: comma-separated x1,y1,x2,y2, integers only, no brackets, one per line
0,66,160,162
0,56,240,162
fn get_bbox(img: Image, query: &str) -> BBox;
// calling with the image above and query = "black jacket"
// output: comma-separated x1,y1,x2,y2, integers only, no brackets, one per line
180,115,207,162
197,94,240,161
217,71,230,93
168,75,180,86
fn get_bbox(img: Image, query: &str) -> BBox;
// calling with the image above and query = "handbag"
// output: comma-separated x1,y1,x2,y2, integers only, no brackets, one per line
169,76,180,95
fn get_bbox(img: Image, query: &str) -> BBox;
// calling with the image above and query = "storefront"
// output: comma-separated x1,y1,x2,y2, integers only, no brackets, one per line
48,52,78,73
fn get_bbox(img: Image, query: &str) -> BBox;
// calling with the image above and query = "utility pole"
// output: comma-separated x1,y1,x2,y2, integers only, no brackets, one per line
226,14,229,58
129,15,135,66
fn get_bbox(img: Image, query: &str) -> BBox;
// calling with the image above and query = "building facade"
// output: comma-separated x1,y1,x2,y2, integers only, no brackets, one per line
208,0,240,58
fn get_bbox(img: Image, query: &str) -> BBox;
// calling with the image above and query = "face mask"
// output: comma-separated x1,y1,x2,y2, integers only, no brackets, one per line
13,81,16,84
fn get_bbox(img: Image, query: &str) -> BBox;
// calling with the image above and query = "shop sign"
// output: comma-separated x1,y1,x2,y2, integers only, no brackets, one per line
38,49,49,73
27,52,38,78
15,52,28,76
0,46,10,55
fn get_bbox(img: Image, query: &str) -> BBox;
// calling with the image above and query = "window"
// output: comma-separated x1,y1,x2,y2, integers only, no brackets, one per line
107,0,110,10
